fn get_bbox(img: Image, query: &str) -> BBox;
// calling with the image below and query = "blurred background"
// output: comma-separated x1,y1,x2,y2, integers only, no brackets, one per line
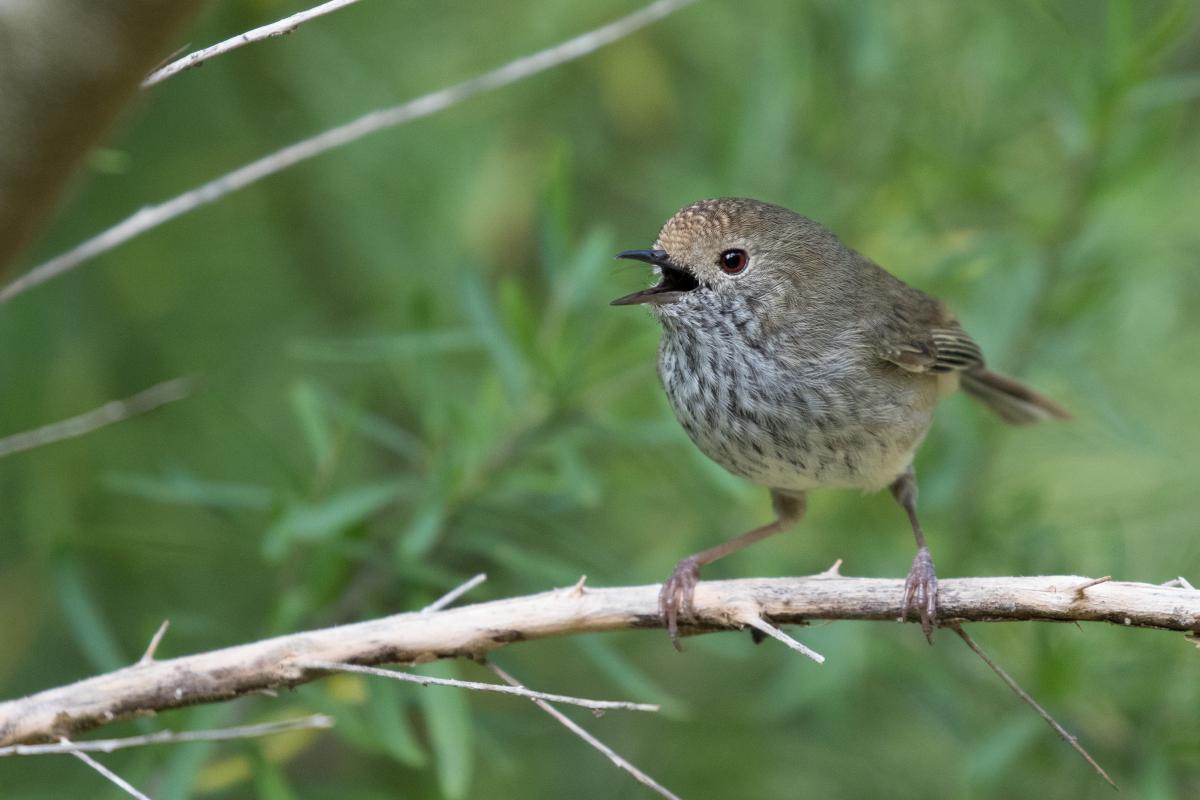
2,0,1199,797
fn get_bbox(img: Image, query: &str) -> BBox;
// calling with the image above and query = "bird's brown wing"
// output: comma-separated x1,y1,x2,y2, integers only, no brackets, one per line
874,299,985,375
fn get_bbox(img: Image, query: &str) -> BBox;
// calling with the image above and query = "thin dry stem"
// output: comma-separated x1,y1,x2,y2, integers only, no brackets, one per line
60,740,151,800
2,716,334,757
818,558,844,578
0,0,697,305
143,0,361,87
296,660,657,713
138,620,171,665
950,624,1116,789
422,573,488,613
1070,576,1112,599
485,661,682,800
0,377,193,459
737,612,825,664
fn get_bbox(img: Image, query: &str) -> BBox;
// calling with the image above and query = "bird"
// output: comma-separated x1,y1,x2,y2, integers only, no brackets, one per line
612,197,1069,648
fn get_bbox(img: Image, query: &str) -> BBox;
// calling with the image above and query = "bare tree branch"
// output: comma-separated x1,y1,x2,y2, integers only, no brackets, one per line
485,660,682,800
0,574,1195,746
950,624,1117,789
59,740,152,800
143,0,361,87
0,0,699,305
422,573,488,613
0,0,207,277
295,659,659,712
3,716,334,756
0,377,194,459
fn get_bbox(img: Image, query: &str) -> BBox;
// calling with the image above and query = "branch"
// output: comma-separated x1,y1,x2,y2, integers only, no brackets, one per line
950,625,1116,789
485,660,682,800
1,716,334,757
0,0,698,305
143,0,361,88
59,740,151,800
1,574,1195,746
0,0,206,277
295,660,659,713
0,377,193,459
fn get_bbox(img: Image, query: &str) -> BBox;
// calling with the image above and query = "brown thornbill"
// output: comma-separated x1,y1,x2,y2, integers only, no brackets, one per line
613,197,1069,648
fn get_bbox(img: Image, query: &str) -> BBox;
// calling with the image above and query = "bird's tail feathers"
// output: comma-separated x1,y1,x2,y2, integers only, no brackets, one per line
961,368,1071,425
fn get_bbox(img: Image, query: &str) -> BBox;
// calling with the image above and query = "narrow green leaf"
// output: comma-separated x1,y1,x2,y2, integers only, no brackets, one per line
576,637,691,719
102,469,273,510
291,330,482,362
317,388,424,459
158,705,234,800
290,380,334,471
396,500,446,564
55,560,125,673
462,274,530,403
367,680,428,767
263,480,404,560
417,661,475,799
253,756,300,800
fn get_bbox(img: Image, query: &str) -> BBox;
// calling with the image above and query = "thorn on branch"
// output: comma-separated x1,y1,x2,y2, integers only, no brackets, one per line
734,609,824,664
137,620,170,665
1069,576,1112,600
422,573,487,613
1161,576,1196,591
817,559,843,578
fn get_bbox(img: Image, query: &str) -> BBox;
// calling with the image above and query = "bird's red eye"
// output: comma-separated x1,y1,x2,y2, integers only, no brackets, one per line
719,249,748,274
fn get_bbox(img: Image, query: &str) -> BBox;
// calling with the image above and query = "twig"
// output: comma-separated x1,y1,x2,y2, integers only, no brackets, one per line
950,624,1116,789
143,0,361,87
1162,576,1196,591
422,573,487,613
296,660,657,713
3,573,1197,746
0,377,193,459
1069,576,1112,599
0,0,698,305
484,660,682,800
817,558,843,578
138,620,170,665
735,611,824,664
2,716,334,756
60,739,152,800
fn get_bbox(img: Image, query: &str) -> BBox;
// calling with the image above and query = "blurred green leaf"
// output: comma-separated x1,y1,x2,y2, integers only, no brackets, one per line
291,380,336,473
367,679,429,767
576,637,691,719
291,330,483,362
102,469,274,510
263,480,406,559
252,755,300,800
462,274,531,403
396,499,447,564
54,560,125,673
417,661,475,799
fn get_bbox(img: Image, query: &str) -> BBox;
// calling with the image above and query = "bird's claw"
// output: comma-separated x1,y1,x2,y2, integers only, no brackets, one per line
659,556,701,651
902,546,939,643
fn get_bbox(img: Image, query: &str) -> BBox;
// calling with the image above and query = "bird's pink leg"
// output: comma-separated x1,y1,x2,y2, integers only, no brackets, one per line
660,491,806,650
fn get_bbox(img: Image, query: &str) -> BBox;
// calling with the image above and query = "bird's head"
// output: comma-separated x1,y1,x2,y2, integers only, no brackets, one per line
612,197,847,321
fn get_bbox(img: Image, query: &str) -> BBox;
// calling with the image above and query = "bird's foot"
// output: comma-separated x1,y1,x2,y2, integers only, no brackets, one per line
659,556,702,651
902,546,939,643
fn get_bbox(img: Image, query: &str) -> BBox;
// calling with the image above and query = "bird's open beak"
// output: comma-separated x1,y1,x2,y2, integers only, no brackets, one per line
611,249,700,306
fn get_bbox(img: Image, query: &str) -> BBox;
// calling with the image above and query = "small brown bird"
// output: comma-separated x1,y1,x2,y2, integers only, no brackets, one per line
613,198,1069,647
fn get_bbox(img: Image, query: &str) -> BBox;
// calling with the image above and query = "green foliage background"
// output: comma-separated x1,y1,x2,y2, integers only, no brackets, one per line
2,0,1199,797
